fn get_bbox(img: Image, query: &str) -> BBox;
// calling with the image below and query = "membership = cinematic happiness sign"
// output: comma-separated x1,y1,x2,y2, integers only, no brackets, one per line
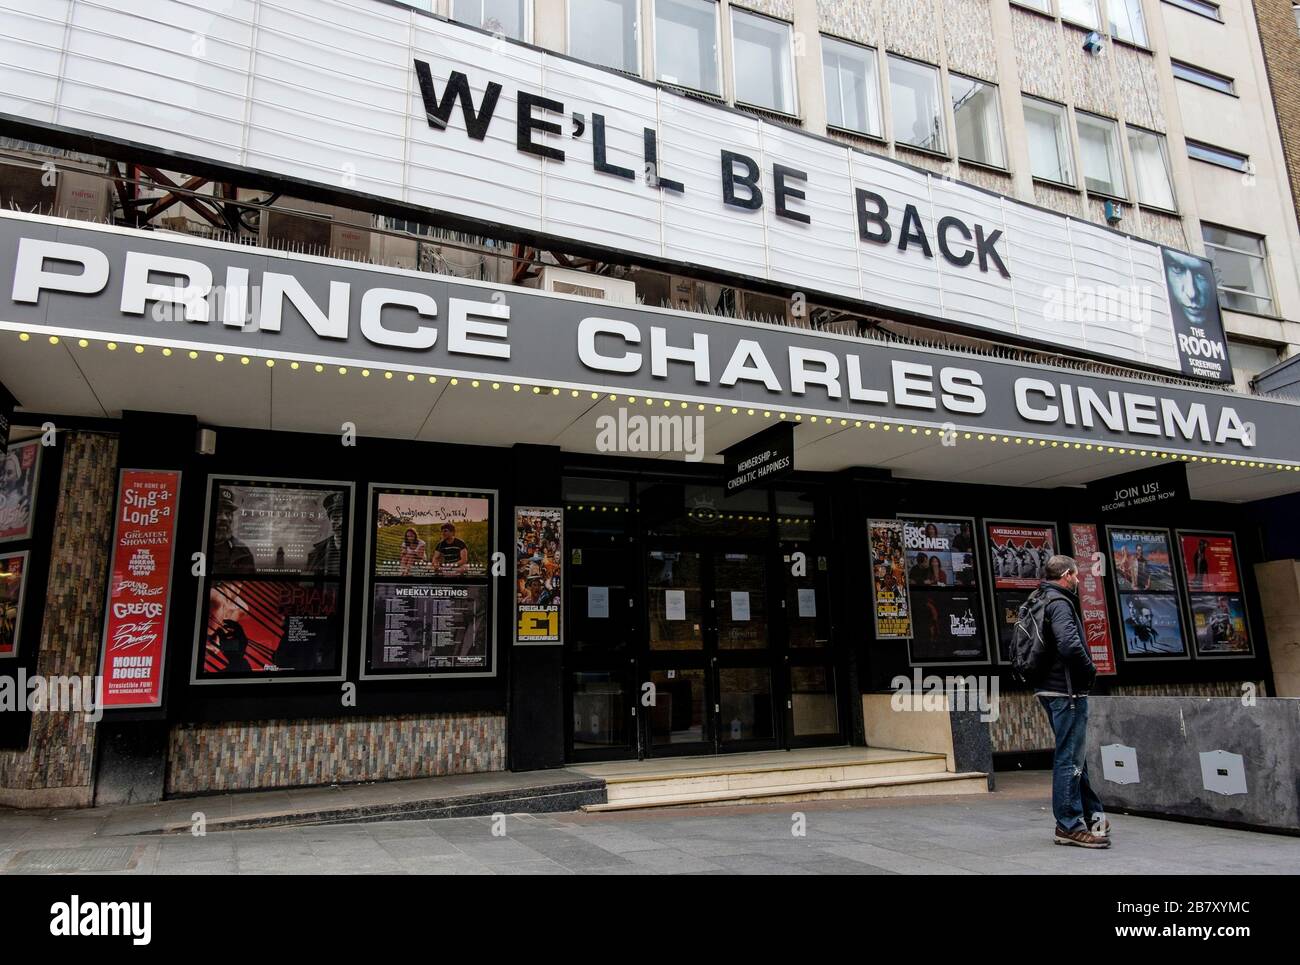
2,214,1289,464
0,0,1223,379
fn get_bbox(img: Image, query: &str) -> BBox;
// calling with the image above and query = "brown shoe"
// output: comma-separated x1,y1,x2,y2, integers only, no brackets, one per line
1054,825,1111,849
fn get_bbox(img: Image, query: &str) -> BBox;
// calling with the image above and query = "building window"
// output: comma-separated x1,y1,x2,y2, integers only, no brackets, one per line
1023,96,1074,185
1170,60,1235,95
951,74,1005,168
569,0,640,74
452,0,527,40
1186,139,1250,172
1161,0,1222,21
1060,0,1099,29
1127,127,1175,209
1202,224,1275,316
822,36,882,137
888,56,946,154
655,0,720,95
731,8,796,114
1014,0,1053,13
1108,0,1149,45
1076,112,1126,197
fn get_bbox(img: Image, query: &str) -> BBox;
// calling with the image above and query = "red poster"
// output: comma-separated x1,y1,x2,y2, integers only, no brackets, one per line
98,469,181,708
1069,523,1117,676
1180,533,1240,593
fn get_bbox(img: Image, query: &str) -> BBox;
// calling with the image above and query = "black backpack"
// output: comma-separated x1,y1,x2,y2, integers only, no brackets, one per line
1007,589,1052,684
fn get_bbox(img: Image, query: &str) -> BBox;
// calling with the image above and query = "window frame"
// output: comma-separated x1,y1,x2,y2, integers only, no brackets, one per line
729,6,799,117
886,53,949,157
1201,223,1277,317
451,0,531,43
1075,110,1128,199
1060,0,1101,30
1186,138,1250,173
1170,59,1236,96
949,72,1007,170
1125,124,1177,212
1107,0,1150,47
1011,0,1055,15
820,34,883,139
567,0,642,76
1022,94,1078,188
1160,0,1223,23
652,0,723,97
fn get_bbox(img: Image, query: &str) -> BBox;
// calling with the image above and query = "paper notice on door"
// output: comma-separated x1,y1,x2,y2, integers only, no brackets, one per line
730,591,751,621
588,586,609,619
664,589,686,621
797,587,817,618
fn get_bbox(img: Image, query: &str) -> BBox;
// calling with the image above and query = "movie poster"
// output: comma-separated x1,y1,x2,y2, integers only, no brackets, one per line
98,469,181,708
365,484,496,677
374,491,491,579
370,582,489,669
986,522,1057,591
200,580,343,677
1189,593,1251,656
196,477,352,682
0,550,28,658
210,481,350,577
909,590,986,664
1117,593,1187,658
1068,523,1117,675
902,518,978,588
1179,533,1241,593
868,519,911,639
515,506,562,645
1108,527,1176,592
901,515,988,664
993,589,1030,664
0,439,39,542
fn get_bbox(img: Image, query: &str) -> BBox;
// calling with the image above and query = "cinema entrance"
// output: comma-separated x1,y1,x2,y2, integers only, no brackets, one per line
563,470,845,762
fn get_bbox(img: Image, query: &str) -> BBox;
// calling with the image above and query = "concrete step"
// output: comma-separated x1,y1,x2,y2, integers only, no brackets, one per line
583,771,990,811
602,753,949,803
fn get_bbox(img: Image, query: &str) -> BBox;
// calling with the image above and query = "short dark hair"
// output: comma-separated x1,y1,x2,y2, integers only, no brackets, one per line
1045,555,1079,581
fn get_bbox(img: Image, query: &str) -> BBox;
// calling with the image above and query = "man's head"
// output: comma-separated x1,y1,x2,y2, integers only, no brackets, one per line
323,492,345,540
1045,554,1080,593
1164,249,1217,328
441,522,456,540
215,489,238,542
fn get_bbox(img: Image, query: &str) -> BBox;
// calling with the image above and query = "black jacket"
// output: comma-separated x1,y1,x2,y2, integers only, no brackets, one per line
1035,581,1097,696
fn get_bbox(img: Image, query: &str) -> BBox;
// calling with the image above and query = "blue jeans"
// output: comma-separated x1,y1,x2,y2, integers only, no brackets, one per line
1038,695,1104,832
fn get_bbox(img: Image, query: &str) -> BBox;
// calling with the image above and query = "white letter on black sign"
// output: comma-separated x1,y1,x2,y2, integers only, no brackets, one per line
579,318,642,373
361,289,439,350
12,238,109,303
121,251,213,322
650,327,710,383
448,298,510,358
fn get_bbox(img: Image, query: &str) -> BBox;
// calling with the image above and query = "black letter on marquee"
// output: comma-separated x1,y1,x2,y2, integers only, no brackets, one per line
644,129,685,193
855,189,891,244
773,165,811,224
414,60,501,140
592,114,634,180
975,225,1011,278
721,150,763,210
898,204,933,259
518,91,566,161
937,216,974,268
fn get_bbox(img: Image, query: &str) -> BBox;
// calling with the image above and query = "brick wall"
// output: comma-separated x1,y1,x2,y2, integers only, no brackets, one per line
0,432,119,808
1254,0,1300,234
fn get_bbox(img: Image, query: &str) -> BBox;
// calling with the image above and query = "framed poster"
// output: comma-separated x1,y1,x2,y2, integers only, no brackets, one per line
867,519,911,640
1068,524,1117,676
192,477,353,683
0,550,28,659
1106,525,1189,661
97,469,182,708
362,484,497,678
984,520,1057,664
1177,530,1254,659
901,515,988,665
0,438,40,543
515,506,562,645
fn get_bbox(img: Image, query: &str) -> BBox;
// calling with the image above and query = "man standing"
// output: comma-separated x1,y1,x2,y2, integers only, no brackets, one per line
1035,555,1109,849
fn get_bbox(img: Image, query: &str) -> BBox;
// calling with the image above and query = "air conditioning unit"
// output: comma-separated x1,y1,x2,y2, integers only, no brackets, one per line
538,266,636,304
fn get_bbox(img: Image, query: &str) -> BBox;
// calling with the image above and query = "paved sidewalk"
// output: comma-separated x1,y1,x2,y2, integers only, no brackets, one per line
1,772,1297,874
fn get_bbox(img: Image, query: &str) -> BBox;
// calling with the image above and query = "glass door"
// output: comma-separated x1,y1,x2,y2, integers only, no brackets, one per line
712,549,779,752
645,546,713,754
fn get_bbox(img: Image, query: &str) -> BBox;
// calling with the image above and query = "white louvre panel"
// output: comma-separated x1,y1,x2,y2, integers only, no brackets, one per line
0,0,1191,376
